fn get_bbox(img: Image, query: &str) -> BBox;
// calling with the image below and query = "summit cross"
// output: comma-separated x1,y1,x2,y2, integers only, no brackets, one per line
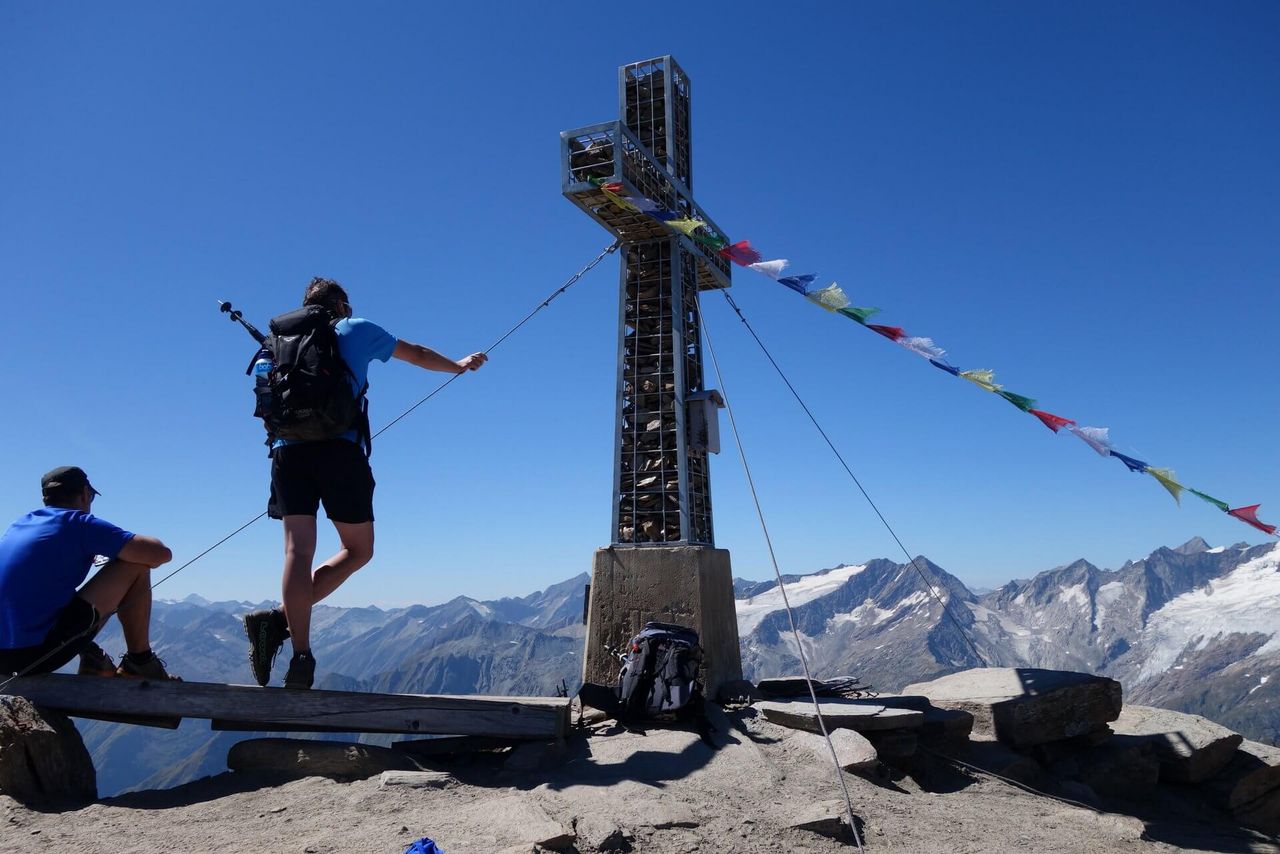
560,56,743,696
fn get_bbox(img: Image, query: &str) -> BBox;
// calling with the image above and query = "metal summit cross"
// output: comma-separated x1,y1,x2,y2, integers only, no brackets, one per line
560,56,742,696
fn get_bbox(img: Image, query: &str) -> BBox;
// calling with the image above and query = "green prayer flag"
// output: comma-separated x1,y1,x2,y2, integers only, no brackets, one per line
997,390,1037,412
1190,489,1230,512
838,306,880,324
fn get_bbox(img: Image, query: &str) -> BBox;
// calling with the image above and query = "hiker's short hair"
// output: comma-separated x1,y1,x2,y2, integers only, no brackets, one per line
303,277,349,314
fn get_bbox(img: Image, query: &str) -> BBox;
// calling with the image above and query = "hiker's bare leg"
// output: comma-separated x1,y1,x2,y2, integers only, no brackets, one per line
311,521,374,603
78,560,153,654
281,515,318,653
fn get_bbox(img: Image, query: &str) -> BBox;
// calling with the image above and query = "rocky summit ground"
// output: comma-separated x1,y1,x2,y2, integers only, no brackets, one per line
3,703,1276,854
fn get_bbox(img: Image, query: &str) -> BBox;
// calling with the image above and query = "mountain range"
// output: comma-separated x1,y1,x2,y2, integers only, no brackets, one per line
75,536,1279,796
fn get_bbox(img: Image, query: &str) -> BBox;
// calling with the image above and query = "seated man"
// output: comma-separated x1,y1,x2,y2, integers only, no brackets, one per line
0,466,179,680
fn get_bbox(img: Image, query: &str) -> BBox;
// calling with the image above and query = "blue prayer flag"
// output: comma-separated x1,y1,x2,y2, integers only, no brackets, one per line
777,274,817,294
1111,451,1148,473
930,360,960,376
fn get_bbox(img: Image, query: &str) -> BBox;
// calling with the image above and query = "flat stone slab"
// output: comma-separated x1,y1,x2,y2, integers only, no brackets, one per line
787,799,858,842
1076,735,1160,799
903,667,1122,747
227,737,418,780
379,770,454,789
1206,738,1280,835
785,728,878,773
756,699,922,734
1111,704,1243,783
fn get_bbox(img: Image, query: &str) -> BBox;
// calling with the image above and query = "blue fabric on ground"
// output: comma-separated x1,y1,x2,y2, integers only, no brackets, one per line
404,838,443,854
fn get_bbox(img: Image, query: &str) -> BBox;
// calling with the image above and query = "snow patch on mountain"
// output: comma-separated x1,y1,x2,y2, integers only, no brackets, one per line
1094,580,1124,627
1134,545,1280,681
737,564,867,634
1061,582,1089,609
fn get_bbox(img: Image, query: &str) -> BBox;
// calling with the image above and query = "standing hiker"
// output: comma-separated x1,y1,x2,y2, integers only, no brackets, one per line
0,466,179,680
244,277,486,689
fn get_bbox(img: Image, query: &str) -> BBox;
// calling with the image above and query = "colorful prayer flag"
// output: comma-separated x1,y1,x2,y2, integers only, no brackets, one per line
748,259,788,279
960,369,1001,392
1067,425,1112,456
997,390,1037,412
839,306,880,324
1227,504,1278,536
1147,467,1184,504
720,240,763,266
600,186,639,212
1110,451,1148,473
1029,409,1075,433
777,274,817,295
665,218,706,237
900,337,946,360
807,283,850,313
929,359,960,376
1190,489,1230,513
867,324,905,341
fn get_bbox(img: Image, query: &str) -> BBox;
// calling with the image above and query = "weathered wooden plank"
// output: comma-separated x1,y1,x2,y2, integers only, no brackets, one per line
69,711,182,730
5,675,569,739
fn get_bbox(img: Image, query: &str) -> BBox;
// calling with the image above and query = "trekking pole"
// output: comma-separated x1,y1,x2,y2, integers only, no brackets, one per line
218,300,267,345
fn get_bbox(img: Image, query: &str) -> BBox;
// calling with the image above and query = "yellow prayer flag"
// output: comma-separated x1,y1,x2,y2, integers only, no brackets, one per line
960,369,1002,393
600,187,639,212
806,283,850,313
665,218,706,237
1147,467,1184,504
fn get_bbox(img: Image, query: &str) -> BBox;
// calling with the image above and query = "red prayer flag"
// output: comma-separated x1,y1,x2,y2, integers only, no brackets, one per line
719,240,763,266
1227,504,1278,536
1030,409,1076,433
602,182,623,193
867,324,905,341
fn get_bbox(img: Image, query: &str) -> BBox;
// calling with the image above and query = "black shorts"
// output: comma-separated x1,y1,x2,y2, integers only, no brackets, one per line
268,439,376,523
0,596,100,676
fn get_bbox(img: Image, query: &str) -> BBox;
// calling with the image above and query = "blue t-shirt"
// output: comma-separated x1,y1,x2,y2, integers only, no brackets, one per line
273,316,398,448
0,508,135,648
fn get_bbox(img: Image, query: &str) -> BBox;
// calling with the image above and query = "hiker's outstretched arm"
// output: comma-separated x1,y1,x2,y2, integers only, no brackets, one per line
393,340,487,374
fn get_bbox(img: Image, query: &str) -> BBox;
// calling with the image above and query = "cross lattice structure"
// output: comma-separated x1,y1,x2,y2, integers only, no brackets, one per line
561,56,731,548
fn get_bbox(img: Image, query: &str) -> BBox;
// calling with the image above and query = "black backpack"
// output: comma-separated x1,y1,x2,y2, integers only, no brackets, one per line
616,621,704,721
252,306,370,450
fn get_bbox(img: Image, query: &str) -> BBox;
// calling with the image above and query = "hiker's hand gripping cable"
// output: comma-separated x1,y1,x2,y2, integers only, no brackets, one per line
392,341,488,374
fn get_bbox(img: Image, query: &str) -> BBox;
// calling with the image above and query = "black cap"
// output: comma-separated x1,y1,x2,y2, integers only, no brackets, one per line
41,466,101,499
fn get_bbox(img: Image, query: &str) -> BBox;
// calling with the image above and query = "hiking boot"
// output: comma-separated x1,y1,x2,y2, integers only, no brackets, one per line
77,642,117,677
283,651,315,690
245,608,290,687
116,651,181,681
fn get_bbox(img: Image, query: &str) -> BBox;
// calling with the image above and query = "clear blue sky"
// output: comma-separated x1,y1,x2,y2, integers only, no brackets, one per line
2,3,1276,606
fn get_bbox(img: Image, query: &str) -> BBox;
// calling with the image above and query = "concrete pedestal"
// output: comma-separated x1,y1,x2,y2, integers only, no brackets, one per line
583,546,743,699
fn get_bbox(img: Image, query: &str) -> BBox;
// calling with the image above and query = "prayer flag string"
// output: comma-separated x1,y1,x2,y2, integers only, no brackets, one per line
590,178,1275,537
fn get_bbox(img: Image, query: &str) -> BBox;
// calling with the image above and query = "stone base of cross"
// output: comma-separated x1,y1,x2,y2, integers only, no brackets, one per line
582,546,742,700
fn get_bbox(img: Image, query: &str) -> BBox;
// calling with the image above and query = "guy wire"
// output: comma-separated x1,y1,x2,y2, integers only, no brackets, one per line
720,290,987,667
0,242,620,692
696,300,867,854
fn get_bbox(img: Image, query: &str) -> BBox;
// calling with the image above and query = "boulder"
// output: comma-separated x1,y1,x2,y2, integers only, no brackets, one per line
0,695,96,805
1110,704,1242,783
755,699,922,733
958,740,1044,786
920,707,974,743
477,797,575,850
379,770,454,789
786,799,859,842
864,730,918,763
1205,739,1280,836
227,738,419,780
903,668,1122,747
1075,735,1160,800
785,728,878,773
